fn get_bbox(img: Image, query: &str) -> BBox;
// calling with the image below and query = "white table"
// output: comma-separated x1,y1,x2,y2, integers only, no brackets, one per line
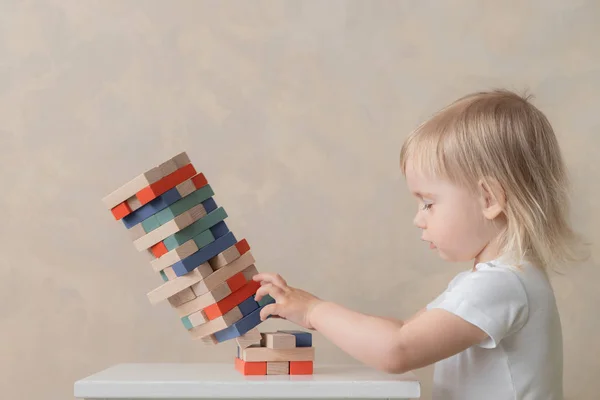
74,363,421,399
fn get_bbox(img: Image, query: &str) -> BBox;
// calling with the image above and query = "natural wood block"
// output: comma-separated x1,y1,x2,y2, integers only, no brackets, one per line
167,287,196,307
199,334,218,346
158,159,178,176
172,151,191,168
133,206,204,251
267,361,289,375
189,306,243,340
150,239,197,273
235,357,266,376
162,266,178,281
260,332,296,349
174,280,233,318
181,308,208,328
146,262,212,305
241,347,315,362
175,172,208,198
208,239,250,270
188,252,255,297
235,328,261,349
290,361,313,375
103,167,163,209
128,223,147,241
126,195,143,213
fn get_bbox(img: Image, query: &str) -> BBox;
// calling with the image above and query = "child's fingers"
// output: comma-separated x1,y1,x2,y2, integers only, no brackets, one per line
254,283,285,302
252,272,288,288
260,303,281,321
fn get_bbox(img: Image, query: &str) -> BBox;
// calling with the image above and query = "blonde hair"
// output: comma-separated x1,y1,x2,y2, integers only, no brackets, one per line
400,89,586,270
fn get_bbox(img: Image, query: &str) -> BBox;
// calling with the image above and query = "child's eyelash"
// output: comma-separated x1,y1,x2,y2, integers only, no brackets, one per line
422,203,432,210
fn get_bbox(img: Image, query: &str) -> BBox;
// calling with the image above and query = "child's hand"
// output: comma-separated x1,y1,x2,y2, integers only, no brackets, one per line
253,272,323,330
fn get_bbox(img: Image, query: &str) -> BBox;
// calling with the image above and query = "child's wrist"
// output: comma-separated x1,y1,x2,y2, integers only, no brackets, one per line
307,300,327,329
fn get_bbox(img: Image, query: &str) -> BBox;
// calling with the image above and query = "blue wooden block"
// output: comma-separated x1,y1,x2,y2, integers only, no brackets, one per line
214,300,275,343
122,187,182,229
209,220,229,239
278,330,312,347
238,295,259,317
171,232,237,277
202,197,218,213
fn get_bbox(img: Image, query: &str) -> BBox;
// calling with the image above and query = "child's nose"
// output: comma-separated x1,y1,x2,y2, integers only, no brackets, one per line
413,213,426,229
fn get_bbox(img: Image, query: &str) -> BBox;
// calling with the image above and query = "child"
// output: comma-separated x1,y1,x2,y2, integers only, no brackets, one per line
253,89,585,400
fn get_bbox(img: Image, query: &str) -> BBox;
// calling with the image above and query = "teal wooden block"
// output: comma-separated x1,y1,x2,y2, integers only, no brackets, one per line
163,207,227,251
181,316,193,330
156,185,214,225
160,270,169,282
257,294,275,307
141,215,161,233
191,228,216,251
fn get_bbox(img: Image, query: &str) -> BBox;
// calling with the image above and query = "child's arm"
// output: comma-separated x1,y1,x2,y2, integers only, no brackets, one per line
254,273,487,374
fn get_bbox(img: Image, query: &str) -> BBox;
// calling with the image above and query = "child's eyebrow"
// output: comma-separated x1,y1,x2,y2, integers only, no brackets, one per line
413,191,435,199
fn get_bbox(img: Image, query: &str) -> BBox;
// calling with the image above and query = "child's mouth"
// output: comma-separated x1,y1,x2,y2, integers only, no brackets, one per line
430,242,436,249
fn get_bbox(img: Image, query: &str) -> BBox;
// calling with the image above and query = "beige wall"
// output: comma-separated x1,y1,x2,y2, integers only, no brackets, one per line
0,1,598,399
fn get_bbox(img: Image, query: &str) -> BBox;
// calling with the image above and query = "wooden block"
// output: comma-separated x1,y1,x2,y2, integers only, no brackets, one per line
150,242,169,258
188,252,255,297
162,266,177,281
176,283,233,319
171,231,236,277
204,280,261,320
213,301,274,343
208,239,251,270
181,309,208,329
290,361,313,375
111,202,132,220
260,332,296,349
121,173,207,229
159,159,178,176
237,295,260,316
172,152,191,168
128,223,147,241
133,206,206,251
103,167,163,209
235,328,261,349
278,330,312,347
235,357,266,376
163,206,226,251
146,263,212,305
150,239,199,273
126,195,143,213
143,202,208,234
167,287,196,307
189,306,243,340
267,361,289,375
136,163,197,206
257,294,275,307
241,346,315,362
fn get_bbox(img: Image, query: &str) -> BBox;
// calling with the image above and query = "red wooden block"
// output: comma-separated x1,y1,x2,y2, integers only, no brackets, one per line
235,357,266,375
235,239,250,255
191,172,208,188
290,361,313,375
226,271,248,293
150,242,169,258
136,163,197,206
204,280,261,320
111,202,132,220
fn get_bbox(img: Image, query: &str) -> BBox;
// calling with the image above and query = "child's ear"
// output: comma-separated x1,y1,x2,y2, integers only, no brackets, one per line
478,178,506,220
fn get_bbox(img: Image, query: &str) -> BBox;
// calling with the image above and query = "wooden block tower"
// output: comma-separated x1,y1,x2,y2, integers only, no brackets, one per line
102,152,315,375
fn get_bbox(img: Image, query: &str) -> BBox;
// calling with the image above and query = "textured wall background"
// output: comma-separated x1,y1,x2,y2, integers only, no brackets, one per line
0,1,598,399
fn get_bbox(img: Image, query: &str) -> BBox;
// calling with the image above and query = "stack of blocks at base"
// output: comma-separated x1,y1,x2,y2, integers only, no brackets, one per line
102,152,314,375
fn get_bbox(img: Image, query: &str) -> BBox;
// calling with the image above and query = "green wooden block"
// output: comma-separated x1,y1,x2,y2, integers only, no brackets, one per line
258,294,275,307
156,185,214,225
163,207,227,251
191,228,216,251
181,316,193,330
141,215,161,233
160,270,169,282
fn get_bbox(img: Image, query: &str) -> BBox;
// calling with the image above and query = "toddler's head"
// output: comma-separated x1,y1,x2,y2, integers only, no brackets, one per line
400,89,583,269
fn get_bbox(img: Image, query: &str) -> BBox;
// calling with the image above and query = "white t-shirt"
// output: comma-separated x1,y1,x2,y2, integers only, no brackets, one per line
427,258,563,400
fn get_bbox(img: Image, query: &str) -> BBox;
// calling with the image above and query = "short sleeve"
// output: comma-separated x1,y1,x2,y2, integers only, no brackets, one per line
429,267,529,349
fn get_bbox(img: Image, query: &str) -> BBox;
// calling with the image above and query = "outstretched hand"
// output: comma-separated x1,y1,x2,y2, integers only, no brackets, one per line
253,272,323,330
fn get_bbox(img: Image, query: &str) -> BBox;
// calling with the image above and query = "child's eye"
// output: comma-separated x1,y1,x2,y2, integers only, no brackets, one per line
422,203,433,211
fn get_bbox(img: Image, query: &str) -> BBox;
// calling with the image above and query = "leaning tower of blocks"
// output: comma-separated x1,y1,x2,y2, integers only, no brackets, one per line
102,152,314,375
